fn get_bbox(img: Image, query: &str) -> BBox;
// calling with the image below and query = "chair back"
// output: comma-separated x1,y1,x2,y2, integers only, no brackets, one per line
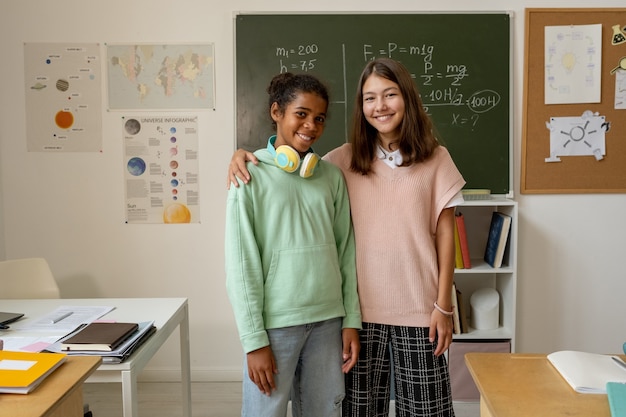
0,258,61,299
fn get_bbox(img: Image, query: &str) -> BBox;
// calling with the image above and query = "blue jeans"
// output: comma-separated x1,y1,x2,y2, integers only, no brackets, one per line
242,318,344,417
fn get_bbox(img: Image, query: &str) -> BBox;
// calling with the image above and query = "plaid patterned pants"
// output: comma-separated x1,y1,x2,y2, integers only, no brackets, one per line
343,323,455,417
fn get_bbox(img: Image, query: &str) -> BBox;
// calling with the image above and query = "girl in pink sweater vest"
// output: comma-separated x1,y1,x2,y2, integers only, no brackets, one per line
228,58,465,417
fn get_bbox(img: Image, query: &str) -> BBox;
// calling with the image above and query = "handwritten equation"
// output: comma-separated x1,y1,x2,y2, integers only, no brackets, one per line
236,13,511,192
272,41,502,129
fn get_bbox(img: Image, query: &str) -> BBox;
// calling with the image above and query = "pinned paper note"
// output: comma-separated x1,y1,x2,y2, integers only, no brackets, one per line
612,59,626,109
545,111,610,162
545,24,602,104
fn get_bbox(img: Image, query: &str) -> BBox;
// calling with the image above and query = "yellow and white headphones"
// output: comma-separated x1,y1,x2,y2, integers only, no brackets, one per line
267,136,320,178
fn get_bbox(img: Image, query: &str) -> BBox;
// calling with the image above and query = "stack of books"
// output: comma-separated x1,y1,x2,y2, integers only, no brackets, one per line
46,321,156,363
61,322,139,351
454,210,513,269
0,350,67,394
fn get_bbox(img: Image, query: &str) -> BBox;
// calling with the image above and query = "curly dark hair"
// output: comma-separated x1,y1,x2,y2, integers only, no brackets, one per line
267,72,330,130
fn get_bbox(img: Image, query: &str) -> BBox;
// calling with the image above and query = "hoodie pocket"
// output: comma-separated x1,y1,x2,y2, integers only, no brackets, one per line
265,244,342,313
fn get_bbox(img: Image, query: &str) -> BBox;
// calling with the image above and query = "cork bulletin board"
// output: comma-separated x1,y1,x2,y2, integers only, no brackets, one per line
522,8,626,194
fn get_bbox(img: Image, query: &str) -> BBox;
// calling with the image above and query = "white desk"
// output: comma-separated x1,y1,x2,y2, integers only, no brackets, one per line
0,298,191,417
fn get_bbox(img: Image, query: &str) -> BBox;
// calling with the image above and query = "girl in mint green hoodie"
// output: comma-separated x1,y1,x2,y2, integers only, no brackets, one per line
225,72,361,417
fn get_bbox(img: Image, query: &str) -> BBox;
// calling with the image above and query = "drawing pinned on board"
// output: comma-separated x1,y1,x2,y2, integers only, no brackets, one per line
545,111,611,162
544,24,602,104
610,56,626,74
611,24,626,45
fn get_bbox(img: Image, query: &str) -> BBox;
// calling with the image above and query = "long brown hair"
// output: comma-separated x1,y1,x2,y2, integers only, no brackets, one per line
349,58,439,175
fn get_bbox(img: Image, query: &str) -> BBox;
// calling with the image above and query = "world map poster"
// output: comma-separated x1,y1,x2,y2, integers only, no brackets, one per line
107,44,215,110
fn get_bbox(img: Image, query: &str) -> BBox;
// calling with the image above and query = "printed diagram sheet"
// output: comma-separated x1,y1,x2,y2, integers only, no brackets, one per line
123,115,200,224
545,111,610,162
545,24,602,104
612,56,626,109
24,43,102,152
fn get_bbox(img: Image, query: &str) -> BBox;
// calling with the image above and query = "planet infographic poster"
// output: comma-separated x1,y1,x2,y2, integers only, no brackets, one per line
123,115,200,224
24,43,102,152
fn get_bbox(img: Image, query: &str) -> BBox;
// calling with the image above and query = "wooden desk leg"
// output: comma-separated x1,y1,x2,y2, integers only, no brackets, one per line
180,303,192,417
479,396,494,417
49,385,84,417
121,369,139,417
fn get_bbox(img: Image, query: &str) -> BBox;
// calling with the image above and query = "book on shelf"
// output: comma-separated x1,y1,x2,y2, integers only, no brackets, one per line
61,322,138,352
453,219,464,269
0,350,67,394
456,287,469,333
455,212,471,269
547,350,626,394
450,283,461,334
607,382,626,417
484,211,512,268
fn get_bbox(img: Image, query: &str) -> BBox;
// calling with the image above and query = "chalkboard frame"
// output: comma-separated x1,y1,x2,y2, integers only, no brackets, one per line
235,12,514,195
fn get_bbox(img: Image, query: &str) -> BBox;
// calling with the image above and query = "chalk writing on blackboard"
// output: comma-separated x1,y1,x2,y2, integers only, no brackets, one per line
270,41,502,131
236,13,511,193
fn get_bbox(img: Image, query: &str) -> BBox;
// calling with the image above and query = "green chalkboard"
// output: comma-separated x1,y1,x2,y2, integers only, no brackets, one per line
236,13,511,193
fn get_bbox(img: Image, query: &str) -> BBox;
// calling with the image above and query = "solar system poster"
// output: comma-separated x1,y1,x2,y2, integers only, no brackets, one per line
123,115,200,224
24,43,102,152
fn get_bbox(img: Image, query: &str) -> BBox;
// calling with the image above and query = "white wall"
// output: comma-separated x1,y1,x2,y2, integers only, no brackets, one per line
1,0,625,381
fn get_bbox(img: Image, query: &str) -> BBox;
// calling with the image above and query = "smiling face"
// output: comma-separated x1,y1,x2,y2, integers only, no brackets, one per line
361,73,406,147
271,91,327,155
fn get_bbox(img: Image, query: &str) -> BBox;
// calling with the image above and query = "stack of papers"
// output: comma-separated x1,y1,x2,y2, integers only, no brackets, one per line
547,350,626,394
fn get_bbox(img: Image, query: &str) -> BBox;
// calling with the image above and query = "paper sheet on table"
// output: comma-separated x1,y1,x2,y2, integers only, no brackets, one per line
0,336,61,352
14,306,115,332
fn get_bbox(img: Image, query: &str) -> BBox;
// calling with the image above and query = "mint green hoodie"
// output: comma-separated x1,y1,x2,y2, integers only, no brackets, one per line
225,144,361,353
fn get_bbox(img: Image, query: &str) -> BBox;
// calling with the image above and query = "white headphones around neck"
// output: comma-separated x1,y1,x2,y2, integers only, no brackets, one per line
266,136,319,178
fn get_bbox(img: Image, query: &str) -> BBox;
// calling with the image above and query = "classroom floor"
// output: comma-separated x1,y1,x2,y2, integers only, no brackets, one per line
83,382,480,417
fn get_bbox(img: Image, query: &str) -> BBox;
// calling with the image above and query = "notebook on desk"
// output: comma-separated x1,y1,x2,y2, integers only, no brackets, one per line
547,350,626,394
60,322,138,351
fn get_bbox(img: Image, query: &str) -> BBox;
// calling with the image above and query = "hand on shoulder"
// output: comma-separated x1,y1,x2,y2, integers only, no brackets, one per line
227,149,258,189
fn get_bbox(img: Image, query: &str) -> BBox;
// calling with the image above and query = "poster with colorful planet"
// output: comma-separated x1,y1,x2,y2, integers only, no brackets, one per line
123,115,200,224
24,43,102,152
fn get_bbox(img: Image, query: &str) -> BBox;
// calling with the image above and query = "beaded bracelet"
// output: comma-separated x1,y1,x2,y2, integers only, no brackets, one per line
434,301,454,316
